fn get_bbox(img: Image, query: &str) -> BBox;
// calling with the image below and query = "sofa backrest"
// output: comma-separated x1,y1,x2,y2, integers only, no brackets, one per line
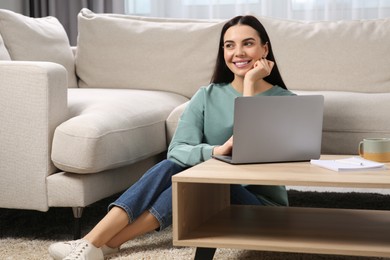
260,16,390,93
2,7,388,95
77,10,390,96
76,8,225,98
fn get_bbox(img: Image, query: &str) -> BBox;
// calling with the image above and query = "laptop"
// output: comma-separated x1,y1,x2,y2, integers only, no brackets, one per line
212,95,324,164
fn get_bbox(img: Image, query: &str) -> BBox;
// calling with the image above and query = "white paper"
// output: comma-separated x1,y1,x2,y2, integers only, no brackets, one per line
310,157,386,172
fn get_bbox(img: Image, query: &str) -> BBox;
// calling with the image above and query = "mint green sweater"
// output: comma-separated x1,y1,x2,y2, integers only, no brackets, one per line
167,83,295,206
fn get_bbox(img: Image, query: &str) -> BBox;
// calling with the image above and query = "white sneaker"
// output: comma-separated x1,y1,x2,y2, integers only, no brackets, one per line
48,239,119,260
62,239,103,260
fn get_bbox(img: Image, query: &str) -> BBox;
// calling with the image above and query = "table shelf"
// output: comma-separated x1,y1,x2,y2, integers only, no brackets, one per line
175,205,390,257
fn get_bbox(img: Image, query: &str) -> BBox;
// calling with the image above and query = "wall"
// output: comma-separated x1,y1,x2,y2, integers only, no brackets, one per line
0,0,27,14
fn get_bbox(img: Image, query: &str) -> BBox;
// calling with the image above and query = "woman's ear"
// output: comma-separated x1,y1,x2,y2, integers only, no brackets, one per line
263,42,269,58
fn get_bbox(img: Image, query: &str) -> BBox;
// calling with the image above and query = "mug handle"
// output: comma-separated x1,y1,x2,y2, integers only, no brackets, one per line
359,141,364,157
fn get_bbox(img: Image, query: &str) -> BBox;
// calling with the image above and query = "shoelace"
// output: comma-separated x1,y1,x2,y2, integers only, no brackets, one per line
65,241,80,251
64,241,89,260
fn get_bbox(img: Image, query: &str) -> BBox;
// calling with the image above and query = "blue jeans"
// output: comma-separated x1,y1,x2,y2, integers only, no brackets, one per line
109,159,263,231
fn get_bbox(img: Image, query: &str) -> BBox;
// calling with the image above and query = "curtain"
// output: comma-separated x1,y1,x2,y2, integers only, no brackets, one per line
126,0,390,21
29,0,125,45
28,0,390,45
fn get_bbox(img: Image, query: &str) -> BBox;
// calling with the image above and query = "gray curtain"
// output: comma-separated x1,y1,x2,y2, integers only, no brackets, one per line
29,0,125,45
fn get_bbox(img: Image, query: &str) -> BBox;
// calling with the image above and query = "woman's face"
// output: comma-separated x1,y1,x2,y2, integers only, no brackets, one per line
223,24,268,78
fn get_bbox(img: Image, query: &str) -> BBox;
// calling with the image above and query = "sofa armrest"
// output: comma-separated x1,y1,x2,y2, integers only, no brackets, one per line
0,61,68,211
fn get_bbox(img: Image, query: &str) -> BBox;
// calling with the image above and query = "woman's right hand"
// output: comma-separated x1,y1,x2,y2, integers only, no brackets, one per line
213,136,233,156
243,58,274,96
246,58,274,83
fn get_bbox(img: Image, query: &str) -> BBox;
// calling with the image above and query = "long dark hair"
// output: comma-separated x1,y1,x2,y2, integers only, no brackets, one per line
210,15,287,89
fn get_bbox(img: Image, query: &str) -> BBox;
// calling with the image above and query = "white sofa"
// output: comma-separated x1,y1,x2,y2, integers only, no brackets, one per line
1,8,390,234
0,9,224,235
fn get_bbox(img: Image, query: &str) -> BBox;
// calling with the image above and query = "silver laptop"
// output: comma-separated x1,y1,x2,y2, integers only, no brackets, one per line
213,95,324,164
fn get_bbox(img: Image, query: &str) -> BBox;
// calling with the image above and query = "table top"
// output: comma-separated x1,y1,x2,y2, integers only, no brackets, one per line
172,155,390,188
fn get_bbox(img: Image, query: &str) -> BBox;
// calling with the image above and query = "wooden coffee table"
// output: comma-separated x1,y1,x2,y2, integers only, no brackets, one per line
172,155,390,259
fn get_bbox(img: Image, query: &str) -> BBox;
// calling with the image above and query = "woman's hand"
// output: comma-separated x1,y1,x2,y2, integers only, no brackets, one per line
247,58,274,82
243,58,274,96
213,136,233,156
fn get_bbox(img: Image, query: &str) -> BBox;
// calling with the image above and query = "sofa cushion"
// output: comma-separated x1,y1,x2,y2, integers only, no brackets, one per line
76,8,225,98
295,91,390,155
0,9,77,87
260,17,390,93
166,101,189,145
51,88,188,174
0,33,10,60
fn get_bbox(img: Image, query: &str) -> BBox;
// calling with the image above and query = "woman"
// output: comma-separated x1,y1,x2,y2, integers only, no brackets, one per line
49,15,295,260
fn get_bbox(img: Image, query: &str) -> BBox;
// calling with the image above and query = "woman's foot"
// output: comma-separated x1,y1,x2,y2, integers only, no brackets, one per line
62,239,103,260
48,239,119,259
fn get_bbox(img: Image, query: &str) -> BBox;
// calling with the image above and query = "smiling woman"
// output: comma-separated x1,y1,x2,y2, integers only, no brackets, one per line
48,15,296,260
222,24,272,95
211,15,287,96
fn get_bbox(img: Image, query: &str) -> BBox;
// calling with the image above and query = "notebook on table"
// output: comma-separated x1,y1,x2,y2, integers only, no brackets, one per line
212,95,324,164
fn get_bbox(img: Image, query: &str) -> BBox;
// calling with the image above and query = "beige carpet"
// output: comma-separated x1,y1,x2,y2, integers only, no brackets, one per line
1,190,389,260
0,229,383,260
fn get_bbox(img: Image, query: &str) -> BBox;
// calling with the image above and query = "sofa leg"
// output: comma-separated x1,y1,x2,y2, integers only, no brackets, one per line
72,207,84,240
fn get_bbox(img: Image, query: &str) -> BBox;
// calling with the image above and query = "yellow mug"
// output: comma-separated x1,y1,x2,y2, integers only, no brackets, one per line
359,138,390,162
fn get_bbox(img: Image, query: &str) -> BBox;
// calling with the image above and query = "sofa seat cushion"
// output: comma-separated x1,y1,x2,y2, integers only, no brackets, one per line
295,91,390,155
51,88,188,174
166,101,189,145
